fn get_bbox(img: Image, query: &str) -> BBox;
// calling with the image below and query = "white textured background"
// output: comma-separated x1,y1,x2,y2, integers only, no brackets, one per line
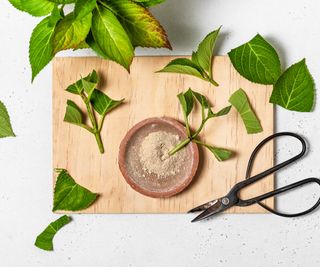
1,0,320,266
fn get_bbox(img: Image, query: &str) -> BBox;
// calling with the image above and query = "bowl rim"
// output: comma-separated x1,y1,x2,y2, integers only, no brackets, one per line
118,116,199,198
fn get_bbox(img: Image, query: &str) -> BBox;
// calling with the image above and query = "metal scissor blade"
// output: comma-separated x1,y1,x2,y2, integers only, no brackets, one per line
188,199,219,213
191,198,227,223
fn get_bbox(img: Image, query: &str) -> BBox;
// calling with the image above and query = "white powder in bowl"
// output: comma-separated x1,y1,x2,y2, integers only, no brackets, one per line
138,131,187,178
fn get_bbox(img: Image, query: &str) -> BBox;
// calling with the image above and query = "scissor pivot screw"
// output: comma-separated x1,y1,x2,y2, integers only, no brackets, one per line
222,197,230,205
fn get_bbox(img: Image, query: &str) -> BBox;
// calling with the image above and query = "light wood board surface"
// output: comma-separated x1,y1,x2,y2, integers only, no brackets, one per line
52,56,274,214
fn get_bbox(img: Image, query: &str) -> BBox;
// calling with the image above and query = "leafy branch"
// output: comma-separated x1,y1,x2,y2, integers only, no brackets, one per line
157,27,221,86
63,70,124,153
9,0,171,81
169,88,233,161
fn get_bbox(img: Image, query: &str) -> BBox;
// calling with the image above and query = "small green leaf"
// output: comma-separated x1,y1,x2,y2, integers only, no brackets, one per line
90,90,124,116
0,101,15,138
191,90,210,109
9,0,55,17
53,169,98,211
208,105,232,118
270,59,314,112
205,145,232,161
63,100,85,126
66,80,83,95
157,58,206,80
133,0,166,7
34,215,71,251
29,15,59,82
74,0,97,20
52,12,92,54
229,89,263,134
91,5,134,70
177,89,194,117
228,34,281,85
108,0,171,49
193,27,221,73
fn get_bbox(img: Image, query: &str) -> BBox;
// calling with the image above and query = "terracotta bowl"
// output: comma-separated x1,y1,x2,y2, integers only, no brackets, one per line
118,117,199,198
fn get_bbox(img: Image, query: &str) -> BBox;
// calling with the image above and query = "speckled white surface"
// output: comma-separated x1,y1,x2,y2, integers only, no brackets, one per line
1,0,320,266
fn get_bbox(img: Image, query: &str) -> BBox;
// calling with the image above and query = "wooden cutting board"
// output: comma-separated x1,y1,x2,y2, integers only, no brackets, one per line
52,56,274,214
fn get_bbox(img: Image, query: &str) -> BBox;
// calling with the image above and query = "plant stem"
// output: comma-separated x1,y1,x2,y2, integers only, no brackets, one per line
204,72,219,86
81,94,105,154
192,117,209,139
169,138,191,156
94,132,104,154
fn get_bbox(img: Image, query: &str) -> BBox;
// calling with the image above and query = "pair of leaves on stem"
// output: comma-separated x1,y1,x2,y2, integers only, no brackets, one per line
169,88,233,161
157,27,221,86
35,169,98,251
228,34,315,112
0,101,15,138
64,70,124,153
10,0,170,81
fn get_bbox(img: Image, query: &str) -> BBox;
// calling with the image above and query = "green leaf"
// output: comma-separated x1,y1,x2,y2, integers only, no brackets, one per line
208,105,232,118
9,0,55,17
107,0,171,49
66,80,83,95
270,59,314,112
205,145,232,161
0,101,15,138
229,89,263,134
48,5,63,27
74,0,97,20
191,90,210,109
53,169,98,211
228,34,281,85
90,90,124,116
34,215,71,251
133,0,166,7
50,0,76,3
91,5,134,70
63,100,88,129
177,89,194,117
29,15,60,82
157,58,206,80
52,12,92,54
193,27,221,73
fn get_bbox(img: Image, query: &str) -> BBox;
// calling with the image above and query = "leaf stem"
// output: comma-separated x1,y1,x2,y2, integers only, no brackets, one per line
169,138,191,156
204,72,219,86
192,117,209,139
81,94,105,153
94,132,104,153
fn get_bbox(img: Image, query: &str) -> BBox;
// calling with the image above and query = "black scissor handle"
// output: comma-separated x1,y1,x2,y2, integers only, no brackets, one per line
241,132,320,217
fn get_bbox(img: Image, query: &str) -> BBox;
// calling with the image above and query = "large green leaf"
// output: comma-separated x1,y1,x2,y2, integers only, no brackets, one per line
34,215,71,251
229,89,263,134
91,5,134,70
53,169,98,211
52,12,92,54
228,34,281,85
74,0,97,20
29,15,60,82
270,59,314,112
157,58,206,80
0,101,15,138
107,0,171,49
90,90,124,116
193,27,220,73
9,0,55,17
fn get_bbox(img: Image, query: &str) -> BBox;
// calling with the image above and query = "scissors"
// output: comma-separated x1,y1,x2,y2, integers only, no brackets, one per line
189,132,320,222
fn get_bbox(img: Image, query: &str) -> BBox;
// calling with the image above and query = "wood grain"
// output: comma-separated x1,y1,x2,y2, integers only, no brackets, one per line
52,56,274,214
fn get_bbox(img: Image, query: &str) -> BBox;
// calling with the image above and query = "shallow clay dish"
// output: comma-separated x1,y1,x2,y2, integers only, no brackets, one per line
118,117,199,198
